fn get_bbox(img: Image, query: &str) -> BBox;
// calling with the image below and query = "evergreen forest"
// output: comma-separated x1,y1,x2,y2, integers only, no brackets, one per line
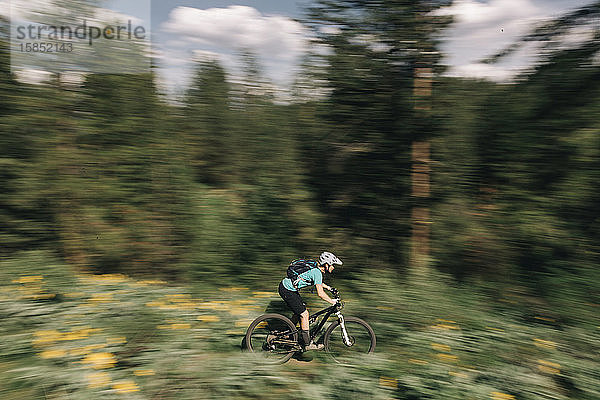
1,1,599,399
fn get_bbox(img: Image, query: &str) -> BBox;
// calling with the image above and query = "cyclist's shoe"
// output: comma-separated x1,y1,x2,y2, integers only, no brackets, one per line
303,341,324,351
293,351,314,362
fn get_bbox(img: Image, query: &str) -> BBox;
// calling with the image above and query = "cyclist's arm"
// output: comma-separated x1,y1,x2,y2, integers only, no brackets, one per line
315,284,337,305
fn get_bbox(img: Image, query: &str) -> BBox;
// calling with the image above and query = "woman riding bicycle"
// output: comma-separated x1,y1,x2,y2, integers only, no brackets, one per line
278,251,342,351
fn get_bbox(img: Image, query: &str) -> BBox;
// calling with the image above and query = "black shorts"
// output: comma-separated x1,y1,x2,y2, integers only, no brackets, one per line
278,281,306,316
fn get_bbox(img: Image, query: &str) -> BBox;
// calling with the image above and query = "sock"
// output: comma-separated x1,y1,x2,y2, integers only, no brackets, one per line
300,330,310,346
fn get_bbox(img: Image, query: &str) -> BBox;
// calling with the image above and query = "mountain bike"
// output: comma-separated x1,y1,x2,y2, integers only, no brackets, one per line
244,288,376,364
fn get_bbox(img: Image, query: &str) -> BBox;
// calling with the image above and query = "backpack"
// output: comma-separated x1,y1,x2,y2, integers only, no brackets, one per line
287,259,318,289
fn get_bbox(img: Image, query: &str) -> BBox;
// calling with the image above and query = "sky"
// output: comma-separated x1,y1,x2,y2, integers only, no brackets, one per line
435,0,596,80
149,0,310,95
148,0,596,95
3,0,597,89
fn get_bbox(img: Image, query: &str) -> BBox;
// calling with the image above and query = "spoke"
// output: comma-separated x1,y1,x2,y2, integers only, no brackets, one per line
325,319,375,364
246,315,297,363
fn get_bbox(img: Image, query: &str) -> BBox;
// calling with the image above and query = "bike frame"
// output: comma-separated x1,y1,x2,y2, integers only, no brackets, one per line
307,303,338,340
282,301,353,347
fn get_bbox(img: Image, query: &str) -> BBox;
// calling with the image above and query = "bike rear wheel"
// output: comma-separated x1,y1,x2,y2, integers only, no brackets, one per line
244,313,298,364
323,316,376,365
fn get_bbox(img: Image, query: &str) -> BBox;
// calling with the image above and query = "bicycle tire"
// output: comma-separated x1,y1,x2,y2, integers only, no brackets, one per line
244,313,298,364
323,316,376,364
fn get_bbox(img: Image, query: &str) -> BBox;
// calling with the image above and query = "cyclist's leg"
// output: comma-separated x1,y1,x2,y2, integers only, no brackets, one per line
299,310,310,346
290,313,300,326
299,309,323,351
278,282,308,348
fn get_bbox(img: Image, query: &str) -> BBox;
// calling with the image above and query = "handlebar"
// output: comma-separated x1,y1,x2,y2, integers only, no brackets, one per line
328,287,343,310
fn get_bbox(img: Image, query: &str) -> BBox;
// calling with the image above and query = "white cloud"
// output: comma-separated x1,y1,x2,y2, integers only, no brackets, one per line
159,6,309,87
448,62,520,81
435,0,541,25
162,6,307,58
163,6,306,59
435,0,595,81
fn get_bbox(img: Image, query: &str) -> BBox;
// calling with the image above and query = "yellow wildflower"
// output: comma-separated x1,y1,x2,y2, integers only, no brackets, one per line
107,337,127,345
32,330,63,346
197,301,228,310
12,275,44,284
379,376,398,389
59,329,91,341
86,372,111,388
135,279,166,285
220,287,248,292
491,392,515,400
197,315,220,322
81,352,117,369
436,353,459,362
70,344,106,356
538,360,560,375
113,380,139,393
39,349,66,359
91,274,128,284
431,343,451,352
252,291,274,297
533,338,557,349
436,318,457,324
170,323,191,330
432,323,460,330
89,293,114,303
133,369,155,376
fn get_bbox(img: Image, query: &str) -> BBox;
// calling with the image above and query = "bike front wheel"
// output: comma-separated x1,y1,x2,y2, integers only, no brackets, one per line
244,313,298,364
323,316,376,364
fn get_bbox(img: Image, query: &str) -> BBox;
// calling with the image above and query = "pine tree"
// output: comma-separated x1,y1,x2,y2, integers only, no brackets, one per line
301,0,450,272
185,59,234,186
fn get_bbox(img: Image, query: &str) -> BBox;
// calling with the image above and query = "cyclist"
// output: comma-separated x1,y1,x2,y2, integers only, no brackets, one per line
278,251,342,351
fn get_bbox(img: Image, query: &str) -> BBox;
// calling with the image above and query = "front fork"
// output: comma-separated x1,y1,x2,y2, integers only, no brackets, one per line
336,312,353,347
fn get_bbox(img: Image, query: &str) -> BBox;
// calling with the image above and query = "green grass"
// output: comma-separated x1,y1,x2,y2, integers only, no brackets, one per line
1,252,599,399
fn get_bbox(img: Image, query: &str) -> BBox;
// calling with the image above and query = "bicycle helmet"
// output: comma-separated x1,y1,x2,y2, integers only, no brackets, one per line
319,251,343,267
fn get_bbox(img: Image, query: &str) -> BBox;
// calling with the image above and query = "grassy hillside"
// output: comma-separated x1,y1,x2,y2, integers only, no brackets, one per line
1,251,598,399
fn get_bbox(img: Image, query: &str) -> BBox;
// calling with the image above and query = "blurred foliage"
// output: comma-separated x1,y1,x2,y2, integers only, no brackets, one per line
1,257,599,399
431,16,600,303
299,0,451,271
